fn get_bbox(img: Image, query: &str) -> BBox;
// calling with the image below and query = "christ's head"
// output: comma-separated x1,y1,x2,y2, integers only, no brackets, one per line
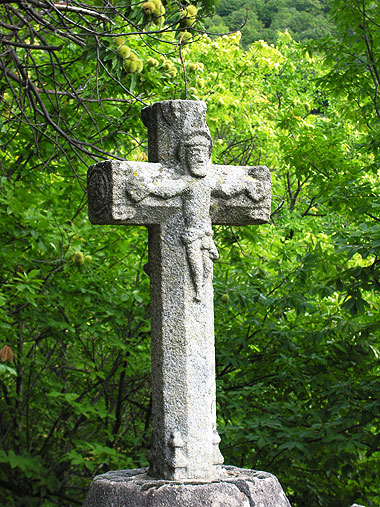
178,132,213,177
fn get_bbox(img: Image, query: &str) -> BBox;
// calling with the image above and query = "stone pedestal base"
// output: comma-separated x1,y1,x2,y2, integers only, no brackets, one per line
83,466,291,506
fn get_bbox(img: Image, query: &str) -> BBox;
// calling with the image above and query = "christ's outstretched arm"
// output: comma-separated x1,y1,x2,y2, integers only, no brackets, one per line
127,177,187,202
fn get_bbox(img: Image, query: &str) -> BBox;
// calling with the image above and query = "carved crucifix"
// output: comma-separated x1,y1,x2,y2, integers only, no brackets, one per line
87,100,271,481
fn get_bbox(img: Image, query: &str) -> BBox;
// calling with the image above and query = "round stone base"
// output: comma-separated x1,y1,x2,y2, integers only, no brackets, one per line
83,466,291,506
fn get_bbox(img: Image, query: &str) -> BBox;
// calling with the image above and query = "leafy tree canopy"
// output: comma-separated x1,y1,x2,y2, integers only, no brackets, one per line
0,0,379,506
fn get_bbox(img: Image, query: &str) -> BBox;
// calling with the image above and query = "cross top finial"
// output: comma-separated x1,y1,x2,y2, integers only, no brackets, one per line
141,100,211,168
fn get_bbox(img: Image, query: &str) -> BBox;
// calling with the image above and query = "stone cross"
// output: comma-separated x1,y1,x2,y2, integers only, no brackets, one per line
87,100,271,482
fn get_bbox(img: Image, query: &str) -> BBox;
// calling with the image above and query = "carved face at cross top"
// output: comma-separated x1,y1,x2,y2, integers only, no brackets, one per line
180,132,212,177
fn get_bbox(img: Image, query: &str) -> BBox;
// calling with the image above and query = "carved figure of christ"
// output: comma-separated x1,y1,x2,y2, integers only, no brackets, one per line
87,100,271,482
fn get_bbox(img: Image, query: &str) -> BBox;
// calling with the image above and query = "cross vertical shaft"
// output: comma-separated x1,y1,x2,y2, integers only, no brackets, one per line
142,100,224,479
148,216,222,480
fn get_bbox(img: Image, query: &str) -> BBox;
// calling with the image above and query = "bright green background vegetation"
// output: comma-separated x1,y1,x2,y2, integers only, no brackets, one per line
0,0,379,505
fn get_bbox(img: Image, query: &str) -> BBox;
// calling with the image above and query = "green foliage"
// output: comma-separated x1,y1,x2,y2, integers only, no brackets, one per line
205,0,333,47
1,1,380,505
0,170,152,503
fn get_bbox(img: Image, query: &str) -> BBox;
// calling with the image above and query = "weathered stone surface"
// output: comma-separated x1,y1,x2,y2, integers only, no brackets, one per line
87,100,272,481
83,466,291,507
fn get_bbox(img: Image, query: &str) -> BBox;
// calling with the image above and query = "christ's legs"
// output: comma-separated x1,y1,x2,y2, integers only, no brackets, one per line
186,239,203,301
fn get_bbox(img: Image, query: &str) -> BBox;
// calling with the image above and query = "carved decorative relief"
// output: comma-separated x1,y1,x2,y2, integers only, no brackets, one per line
88,167,110,217
168,431,188,469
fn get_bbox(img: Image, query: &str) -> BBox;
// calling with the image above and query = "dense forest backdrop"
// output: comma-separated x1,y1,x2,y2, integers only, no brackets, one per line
0,0,379,505
205,0,333,46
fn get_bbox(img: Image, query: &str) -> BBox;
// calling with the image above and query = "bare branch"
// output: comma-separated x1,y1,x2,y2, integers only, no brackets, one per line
0,38,63,50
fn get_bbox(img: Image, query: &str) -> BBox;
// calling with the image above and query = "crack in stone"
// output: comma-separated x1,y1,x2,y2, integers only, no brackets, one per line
227,480,256,507
129,477,260,505
140,478,229,492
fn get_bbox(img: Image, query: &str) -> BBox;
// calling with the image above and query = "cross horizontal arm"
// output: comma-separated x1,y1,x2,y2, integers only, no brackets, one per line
88,160,271,226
